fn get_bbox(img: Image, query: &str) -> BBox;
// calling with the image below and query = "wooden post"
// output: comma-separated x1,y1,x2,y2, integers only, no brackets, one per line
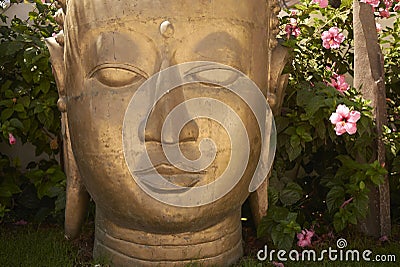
353,0,391,237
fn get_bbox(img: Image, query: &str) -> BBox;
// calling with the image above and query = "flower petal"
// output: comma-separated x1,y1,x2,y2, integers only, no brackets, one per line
329,27,339,35
329,112,342,124
320,0,329,7
348,111,361,123
336,104,350,118
335,122,347,135
345,122,357,135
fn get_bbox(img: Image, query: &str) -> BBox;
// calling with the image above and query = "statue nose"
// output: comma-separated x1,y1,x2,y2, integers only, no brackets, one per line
144,59,199,144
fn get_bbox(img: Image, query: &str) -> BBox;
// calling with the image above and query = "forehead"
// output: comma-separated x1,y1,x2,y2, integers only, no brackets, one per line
66,0,267,29
65,0,268,74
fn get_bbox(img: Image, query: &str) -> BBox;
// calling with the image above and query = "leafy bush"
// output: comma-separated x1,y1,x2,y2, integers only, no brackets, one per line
258,0,398,250
381,15,400,224
0,0,64,222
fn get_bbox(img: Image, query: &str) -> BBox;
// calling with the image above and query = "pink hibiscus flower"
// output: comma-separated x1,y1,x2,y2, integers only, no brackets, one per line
360,0,380,7
329,74,349,93
285,18,301,38
272,262,285,267
297,229,315,247
14,220,28,226
383,0,394,8
379,8,390,18
321,27,345,49
329,104,361,135
312,0,329,8
8,133,16,145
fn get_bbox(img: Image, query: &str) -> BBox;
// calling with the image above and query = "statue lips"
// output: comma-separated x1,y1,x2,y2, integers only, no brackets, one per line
134,141,211,192
134,165,205,194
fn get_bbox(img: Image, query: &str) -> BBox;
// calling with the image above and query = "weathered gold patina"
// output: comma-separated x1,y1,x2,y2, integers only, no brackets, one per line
47,0,286,266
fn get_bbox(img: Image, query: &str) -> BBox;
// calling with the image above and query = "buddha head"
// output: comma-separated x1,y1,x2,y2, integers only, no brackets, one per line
47,0,282,266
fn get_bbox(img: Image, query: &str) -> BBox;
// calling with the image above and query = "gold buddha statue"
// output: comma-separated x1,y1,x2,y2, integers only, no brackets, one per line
46,0,287,266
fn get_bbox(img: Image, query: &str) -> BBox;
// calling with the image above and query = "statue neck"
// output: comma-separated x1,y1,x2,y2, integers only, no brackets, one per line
93,208,243,266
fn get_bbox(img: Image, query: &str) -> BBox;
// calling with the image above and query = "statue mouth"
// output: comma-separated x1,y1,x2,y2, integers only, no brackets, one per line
155,163,207,175
135,163,206,188
130,141,220,192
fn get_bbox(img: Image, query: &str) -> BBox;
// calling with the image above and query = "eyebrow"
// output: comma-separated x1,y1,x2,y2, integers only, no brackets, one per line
194,32,243,68
81,30,159,77
195,32,242,54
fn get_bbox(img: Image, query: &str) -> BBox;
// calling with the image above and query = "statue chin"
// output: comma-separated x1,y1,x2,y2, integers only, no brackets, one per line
46,0,285,266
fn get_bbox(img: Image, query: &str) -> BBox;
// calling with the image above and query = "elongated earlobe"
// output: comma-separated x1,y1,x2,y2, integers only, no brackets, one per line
46,36,90,239
267,44,290,115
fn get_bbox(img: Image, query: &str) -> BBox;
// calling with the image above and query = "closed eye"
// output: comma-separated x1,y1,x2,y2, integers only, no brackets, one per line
185,67,239,87
89,64,147,88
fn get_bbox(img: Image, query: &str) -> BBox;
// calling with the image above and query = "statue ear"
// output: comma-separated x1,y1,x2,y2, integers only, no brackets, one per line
267,44,290,115
45,37,65,96
249,113,276,226
249,44,289,226
46,36,90,239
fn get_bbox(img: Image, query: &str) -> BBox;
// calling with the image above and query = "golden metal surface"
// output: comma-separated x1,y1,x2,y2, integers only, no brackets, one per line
46,0,287,265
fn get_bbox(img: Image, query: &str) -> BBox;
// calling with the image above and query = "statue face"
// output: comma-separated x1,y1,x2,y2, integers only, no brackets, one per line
64,0,270,230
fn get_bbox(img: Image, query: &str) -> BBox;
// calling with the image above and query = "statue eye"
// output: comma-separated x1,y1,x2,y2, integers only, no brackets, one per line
185,67,239,87
90,64,147,88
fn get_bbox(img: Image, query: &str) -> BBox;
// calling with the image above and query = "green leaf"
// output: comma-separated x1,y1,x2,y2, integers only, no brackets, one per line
287,144,302,162
272,224,296,251
275,116,290,133
0,99,13,108
48,185,64,198
370,175,384,186
326,186,345,213
1,80,12,91
37,182,52,199
305,96,326,116
22,119,31,131
348,213,357,225
19,96,31,108
54,190,66,212
333,212,346,232
34,103,44,114
39,79,50,94
1,108,14,121
5,41,24,56
268,187,279,206
9,118,24,129
25,169,45,182
359,181,366,190
21,67,33,83
32,70,41,84
296,126,313,142
4,90,14,98
290,134,301,148
13,103,24,112
0,182,21,198
353,194,369,218
271,206,290,222
37,112,46,124
280,182,303,206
